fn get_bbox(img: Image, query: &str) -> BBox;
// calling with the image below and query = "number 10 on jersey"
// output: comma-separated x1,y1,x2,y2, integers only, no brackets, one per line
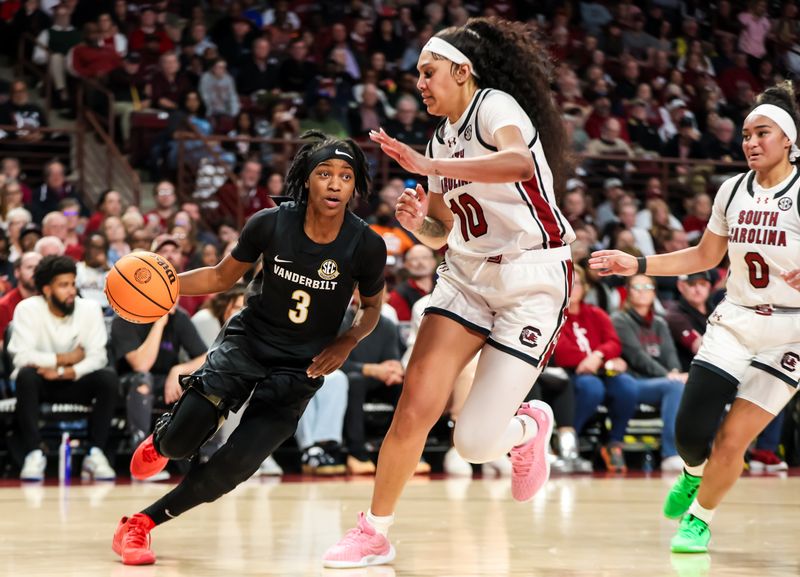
449,193,487,240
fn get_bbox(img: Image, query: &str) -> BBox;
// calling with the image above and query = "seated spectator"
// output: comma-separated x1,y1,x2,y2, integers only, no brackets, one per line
636,198,684,237
191,285,247,346
215,16,255,76
67,22,123,79
299,95,348,140
213,158,276,228
2,157,33,206
702,116,746,166
2,181,26,227
10,255,118,481
278,38,316,94
102,215,129,266
553,265,638,473
182,21,217,59
0,251,42,344
224,111,259,167
32,4,82,108
585,118,635,179
6,207,32,263
42,210,80,262
0,79,49,147
612,275,686,472
110,243,208,448
609,198,656,256
594,178,626,232
98,11,126,56
86,189,124,235
349,83,390,138
661,117,708,182
387,245,436,323
384,95,428,148
369,200,415,267
108,52,149,144
75,232,110,312
30,159,84,224
34,235,65,257
341,295,406,475
127,5,173,55
121,208,145,239
187,241,220,272
236,36,280,96
682,193,712,242
19,223,42,254
148,52,193,113
199,58,240,119
665,271,713,372
626,98,663,154
144,180,178,234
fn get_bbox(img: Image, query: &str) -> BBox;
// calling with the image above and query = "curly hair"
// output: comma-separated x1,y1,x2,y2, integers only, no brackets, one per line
753,80,800,163
284,130,372,202
435,17,572,197
34,255,76,292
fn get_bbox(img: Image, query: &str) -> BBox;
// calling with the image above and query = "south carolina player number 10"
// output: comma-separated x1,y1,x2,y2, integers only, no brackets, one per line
448,193,488,240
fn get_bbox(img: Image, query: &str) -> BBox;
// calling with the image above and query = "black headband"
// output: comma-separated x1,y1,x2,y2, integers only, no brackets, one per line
305,144,357,181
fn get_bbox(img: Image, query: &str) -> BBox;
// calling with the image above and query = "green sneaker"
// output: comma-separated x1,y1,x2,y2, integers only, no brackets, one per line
663,470,701,519
671,514,711,553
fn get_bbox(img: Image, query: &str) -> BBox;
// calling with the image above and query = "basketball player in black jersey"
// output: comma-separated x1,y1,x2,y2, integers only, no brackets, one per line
111,131,387,566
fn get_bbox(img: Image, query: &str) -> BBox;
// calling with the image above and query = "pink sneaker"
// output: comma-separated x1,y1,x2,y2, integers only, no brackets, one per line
322,512,396,568
510,400,554,502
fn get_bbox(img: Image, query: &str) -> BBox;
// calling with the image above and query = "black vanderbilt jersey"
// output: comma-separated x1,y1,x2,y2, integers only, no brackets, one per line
231,202,386,362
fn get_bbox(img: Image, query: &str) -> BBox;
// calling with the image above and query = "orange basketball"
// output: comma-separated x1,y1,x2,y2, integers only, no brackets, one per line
105,251,180,323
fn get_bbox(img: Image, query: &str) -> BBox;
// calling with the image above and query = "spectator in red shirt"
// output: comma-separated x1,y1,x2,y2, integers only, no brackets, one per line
85,189,124,235
144,180,178,234
127,6,173,55
213,158,275,228
68,23,123,79
682,193,711,242
148,52,193,112
0,251,42,345
387,245,436,322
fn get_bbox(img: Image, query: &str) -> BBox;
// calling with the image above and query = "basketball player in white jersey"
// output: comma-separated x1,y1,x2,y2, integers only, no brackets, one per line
323,17,575,568
590,81,800,554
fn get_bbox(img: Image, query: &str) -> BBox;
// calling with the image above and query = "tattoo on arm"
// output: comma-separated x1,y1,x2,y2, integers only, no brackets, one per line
417,217,446,239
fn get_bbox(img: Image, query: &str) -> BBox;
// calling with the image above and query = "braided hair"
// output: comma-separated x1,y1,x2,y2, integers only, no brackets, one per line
434,17,572,198
284,130,372,202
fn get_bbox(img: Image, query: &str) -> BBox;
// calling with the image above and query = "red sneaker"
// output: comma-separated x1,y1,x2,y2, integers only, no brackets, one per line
112,514,156,565
130,434,168,480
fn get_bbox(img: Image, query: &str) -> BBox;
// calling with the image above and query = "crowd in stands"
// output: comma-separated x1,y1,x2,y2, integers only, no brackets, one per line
0,0,797,479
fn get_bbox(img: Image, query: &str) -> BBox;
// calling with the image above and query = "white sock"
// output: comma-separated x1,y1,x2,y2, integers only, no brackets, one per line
515,414,539,446
685,461,707,477
688,500,715,525
366,509,394,537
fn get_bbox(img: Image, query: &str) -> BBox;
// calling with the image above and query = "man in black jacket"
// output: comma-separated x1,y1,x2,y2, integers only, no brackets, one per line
664,271,713,372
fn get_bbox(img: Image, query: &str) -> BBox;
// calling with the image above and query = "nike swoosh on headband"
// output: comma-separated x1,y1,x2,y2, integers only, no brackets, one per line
335,148,353,159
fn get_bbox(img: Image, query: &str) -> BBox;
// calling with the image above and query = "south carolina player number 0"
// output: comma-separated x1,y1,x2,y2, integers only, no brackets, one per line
289,289,311,324
744,252,769,289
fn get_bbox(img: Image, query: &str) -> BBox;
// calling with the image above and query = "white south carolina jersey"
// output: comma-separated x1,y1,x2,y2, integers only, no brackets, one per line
708,168,800,308
426,88,575,257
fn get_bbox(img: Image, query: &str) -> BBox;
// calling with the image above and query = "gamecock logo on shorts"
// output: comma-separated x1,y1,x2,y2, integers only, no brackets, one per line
519,326,541,348
781,352,800,372
134,268,151,284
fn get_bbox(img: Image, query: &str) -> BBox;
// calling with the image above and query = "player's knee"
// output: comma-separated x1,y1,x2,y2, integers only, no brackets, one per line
391,401,440,440
453,424,496,464
675,416,712,465
156,429,197,460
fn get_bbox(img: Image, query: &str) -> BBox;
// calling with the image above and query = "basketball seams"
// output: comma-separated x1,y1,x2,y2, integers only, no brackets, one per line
105,287,163,323
111,262,171,312
128,253,178,303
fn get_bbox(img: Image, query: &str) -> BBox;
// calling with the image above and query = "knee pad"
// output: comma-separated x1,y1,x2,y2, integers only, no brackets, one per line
154,387,225,460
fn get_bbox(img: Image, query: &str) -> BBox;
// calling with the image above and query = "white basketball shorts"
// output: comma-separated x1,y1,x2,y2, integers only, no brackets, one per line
693,299,800,415
424,246,573,368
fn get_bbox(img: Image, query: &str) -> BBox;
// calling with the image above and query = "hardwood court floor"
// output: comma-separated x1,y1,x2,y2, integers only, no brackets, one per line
0,473,798,577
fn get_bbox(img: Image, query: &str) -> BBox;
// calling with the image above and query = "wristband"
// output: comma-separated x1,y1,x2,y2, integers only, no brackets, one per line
636,256,647,274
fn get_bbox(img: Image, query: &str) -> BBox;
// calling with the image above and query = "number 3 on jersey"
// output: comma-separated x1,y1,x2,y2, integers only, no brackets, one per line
449,193,487,240
289,289,310,324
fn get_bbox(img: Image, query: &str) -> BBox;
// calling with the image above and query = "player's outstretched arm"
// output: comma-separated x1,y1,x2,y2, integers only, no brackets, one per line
177,254,253,296
307,291,384,379
588,228,728,277
370,126,533,183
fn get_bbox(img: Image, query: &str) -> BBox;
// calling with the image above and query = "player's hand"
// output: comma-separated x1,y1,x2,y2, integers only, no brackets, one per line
370,128,432,175
307,335,358,379
395,184,429,233
164,367,184,405
782,268,800,291
588,250,639,277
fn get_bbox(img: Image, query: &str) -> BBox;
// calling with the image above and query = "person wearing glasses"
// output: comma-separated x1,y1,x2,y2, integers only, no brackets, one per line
611,274,687,474
591,82,800,554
